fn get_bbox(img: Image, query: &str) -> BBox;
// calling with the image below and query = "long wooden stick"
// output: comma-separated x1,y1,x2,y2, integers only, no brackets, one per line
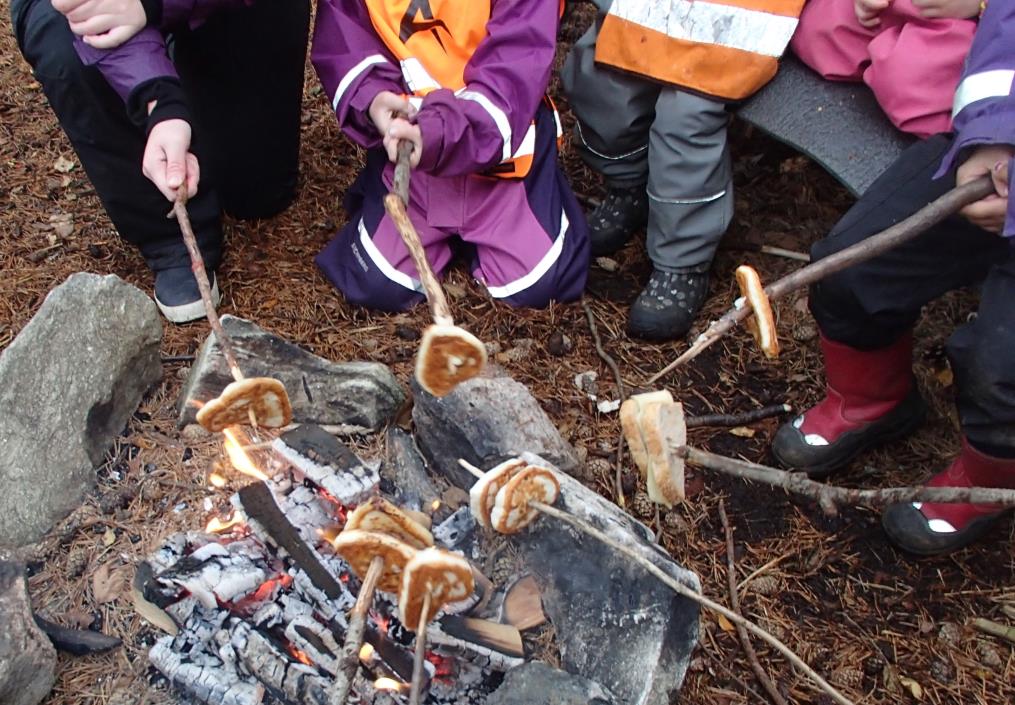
328,555,384,705
173,192,244,382
408,591,432,705
647,176,996,384
455,459,852,705
383,142,453,326
685,404,792,429
719,502,789,705
679,446,1015,516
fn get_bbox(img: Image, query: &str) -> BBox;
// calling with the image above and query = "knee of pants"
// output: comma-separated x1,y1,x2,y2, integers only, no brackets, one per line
949,331,1015,450
16,1,89,86
808,265,899,349
492,225,590,309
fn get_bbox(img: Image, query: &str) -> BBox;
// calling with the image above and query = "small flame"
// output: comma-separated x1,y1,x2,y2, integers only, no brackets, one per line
430,499,441,512
205,512,242,533
359,643,375,662
208,472,228,489
287,643,314,667
374,677,404,692
223,427,269,482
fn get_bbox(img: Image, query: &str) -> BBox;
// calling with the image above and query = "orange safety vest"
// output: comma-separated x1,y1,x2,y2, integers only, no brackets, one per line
364,0,563,178
595,0,804,102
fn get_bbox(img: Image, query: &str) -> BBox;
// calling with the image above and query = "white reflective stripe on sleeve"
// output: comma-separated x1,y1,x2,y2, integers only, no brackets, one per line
457,89,513,162
952,69,1015,118
486,211,568,299
333,55,389,111
358,219,422,293
400,57,442,94
510,123,537,160
607,0,798,57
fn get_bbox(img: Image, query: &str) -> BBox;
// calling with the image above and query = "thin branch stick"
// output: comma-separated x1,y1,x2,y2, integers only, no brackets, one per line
530,500,853,705
971,618,1015,645
383,142,452,326
647,176,996,384
408,592,433,705
328,555,384,705
173,193,244,382
719,501,789,705
761,245,810,263
583,300,628,507
680,446,1015,516
686,404,792,429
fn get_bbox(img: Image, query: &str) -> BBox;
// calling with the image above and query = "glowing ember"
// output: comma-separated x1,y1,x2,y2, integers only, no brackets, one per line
205,512,242,533
430,499,441,512
208,472,228,489
359,643,375,663
426,652,455,679
222,427,270,482
230,574,294,615
374,677,404,692
287,643,314,667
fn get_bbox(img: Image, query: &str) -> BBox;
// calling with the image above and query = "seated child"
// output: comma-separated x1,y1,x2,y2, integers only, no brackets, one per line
311,0,590,312
792,0,979,137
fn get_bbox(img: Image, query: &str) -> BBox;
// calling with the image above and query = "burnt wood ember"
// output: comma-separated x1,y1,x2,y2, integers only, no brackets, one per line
273,425,379,505
33,614,122,656
232,621,330,705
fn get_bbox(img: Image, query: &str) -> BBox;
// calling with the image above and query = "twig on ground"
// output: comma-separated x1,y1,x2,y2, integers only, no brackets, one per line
679,446,1015,516
972,618,1015,644
647,176,996,384
530,500,854,705
761,245,809,262
686,404,792,429
719,501,789,705
161,354,196,364
582,299,628,508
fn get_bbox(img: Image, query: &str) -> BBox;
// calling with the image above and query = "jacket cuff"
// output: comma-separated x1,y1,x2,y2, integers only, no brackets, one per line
140,0,163,27
415,106,446,173
127,77,191,134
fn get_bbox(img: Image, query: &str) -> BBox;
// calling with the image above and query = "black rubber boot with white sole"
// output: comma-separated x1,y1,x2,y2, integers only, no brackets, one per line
154,267,220,324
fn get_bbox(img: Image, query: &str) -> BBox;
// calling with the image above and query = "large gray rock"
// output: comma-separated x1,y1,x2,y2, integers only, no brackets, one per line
412,365,581,488
432,451,701,705
177,316,405,431
0,273,162,547
0,561,57,705
487,662,614,705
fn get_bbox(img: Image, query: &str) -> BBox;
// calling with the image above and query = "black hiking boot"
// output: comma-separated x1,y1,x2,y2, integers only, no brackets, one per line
587,186,648,256
628,266,710,341
154,267,219,324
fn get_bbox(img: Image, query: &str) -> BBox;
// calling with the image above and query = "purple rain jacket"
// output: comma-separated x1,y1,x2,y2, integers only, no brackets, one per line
938,0,1015,237
311,0,559,178
72,0,251,130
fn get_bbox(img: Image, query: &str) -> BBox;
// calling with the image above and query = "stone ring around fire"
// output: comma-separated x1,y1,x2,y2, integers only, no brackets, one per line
345,497,435,550
196,377,293,432
490,465,561,535
398,547,474,631
331,529,417,594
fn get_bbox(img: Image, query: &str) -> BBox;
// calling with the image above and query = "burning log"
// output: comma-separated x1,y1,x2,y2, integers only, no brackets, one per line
172,192,292,431
272,425,379,506
232,621,331,705
150,634,266,705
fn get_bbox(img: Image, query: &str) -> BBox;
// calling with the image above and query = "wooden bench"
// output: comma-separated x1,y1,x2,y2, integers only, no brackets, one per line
737,56,915,197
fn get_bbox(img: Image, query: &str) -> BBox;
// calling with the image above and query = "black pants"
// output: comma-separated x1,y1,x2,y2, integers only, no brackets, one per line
809,135,1015,454
11,0,310,272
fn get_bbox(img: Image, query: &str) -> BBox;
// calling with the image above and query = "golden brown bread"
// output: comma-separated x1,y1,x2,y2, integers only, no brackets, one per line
640,401,686,507
415,324,487,397
398,547,474,630
468,458,527,528
620,391,674,504
331,529,417,593
344,497,434,550
195,377,292,431
490,465,560,534
735,265,779,359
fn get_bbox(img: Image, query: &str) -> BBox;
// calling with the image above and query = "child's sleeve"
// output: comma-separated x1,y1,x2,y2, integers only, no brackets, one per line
938,1,1015,237
414,0,559,177
312,0,407,149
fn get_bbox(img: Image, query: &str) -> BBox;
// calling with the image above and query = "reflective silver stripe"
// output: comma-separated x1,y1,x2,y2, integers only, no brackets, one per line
400,57,441,94
952,69,1015,118
510,123,537,160
575,121,648,161
607,0,798,58
486,211,568,299
457,89,513,162
648,188,727,205
333,55,389,111
358,219,422,293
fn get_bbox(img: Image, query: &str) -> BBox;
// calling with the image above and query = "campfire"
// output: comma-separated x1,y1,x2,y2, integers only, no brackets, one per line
135,424,530,705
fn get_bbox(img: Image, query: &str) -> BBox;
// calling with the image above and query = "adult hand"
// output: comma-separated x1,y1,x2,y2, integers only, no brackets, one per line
383,118,422,168
369,91,416,138
143,119,200,202
854,0,892,27
51,0,147,48
911,0,980,19
957,144,1012,234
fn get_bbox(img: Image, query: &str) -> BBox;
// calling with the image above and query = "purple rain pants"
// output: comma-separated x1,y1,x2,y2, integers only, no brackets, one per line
316,104,590,311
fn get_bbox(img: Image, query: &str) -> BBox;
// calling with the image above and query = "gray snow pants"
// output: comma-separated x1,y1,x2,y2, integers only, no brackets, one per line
561,0,734,271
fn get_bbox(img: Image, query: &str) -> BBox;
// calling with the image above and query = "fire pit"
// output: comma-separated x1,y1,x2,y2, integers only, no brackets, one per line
139,363,700,705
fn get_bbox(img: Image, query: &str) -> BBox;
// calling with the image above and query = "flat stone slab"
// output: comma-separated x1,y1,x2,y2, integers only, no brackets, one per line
412,365,582,489
0,273,162,547
487,661,615,705
0,561,57,705
178,316,405,432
